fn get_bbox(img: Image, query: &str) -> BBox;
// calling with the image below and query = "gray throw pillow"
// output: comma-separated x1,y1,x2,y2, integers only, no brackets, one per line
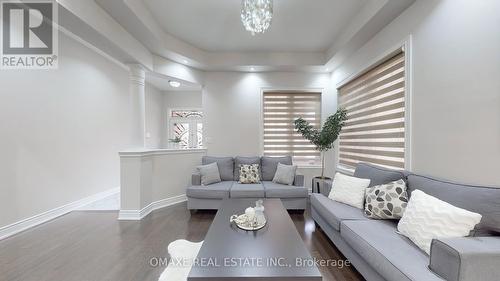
261,156,292,181
364,179,408,219
272,163,297,185
202,156,234,181
197,162,221,185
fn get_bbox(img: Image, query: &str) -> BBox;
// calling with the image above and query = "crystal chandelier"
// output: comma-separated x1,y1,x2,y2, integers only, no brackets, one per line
240,0,273,35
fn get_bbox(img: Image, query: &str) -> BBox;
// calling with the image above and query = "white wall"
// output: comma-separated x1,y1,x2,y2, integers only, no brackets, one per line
119,149,206,219
203,72,337,188
0,33,131,228
164,91,202,108
145,83,163,148
151,151,205,202
332,0,500,186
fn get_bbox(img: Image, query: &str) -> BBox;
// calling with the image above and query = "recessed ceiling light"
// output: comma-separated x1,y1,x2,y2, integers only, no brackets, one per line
169,80,181,88
325,68,330,71
183,59,188,64
250,67,255,71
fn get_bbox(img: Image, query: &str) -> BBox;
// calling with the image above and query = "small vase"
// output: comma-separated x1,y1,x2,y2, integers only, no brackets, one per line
255,200,265,225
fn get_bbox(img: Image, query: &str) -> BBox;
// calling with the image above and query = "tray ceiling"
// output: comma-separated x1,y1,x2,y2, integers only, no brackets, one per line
143,0,367,52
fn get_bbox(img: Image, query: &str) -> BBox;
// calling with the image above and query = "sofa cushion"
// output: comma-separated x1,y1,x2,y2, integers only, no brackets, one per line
261,156,292,181
341,220,443,281
272,163,297,185
234,156,261,180
407,174,500,235
263,181,308,198
202,156,234,181
186,181,233,199
364,179,408,220
197,162,222,185
310,193,368,231
354,163,408,187
230,182,265,198
238,164,261,184
397,190,482,254
329,172,371,209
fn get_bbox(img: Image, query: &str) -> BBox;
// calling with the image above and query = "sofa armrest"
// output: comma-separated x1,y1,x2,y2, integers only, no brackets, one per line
293,175,304,187
429,237,500,281
191,174,201,186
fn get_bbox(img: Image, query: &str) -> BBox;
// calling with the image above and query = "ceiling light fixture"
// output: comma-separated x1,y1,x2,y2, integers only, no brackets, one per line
241,0,273,36
250,67,255,71
169,80,181,88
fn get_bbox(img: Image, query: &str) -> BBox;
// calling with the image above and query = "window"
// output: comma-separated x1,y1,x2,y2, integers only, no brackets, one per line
168,109,203,148
262,91,322,166
338,51,406,170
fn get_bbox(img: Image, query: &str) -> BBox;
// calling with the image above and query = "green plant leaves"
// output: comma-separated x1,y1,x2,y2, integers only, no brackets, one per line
293,108,348,151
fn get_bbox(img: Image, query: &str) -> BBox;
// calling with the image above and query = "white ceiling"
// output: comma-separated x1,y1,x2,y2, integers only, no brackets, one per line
62,0,414,75
143,0,368,52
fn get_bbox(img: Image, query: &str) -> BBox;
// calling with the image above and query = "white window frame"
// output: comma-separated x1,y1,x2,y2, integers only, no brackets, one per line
259,88,325,168
167,108,204,148
335,36,412,174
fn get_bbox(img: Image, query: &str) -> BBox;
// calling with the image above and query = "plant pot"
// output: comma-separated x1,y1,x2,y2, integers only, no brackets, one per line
311,176,332,194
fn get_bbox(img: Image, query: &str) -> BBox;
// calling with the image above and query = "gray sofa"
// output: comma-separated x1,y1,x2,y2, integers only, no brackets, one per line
187,156,307,210
311,163,500,281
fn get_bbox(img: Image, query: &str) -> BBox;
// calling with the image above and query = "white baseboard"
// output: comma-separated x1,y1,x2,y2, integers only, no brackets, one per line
118,194,187,220
0,187,120,241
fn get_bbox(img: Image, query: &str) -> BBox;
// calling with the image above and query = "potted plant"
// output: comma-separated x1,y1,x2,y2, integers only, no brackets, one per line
294,108,348,192
168,136,182,149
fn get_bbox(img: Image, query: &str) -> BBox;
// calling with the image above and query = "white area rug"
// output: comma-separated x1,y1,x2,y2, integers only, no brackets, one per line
158,239,203,281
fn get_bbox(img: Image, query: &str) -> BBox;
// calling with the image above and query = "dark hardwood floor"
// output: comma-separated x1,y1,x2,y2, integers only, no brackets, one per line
0,202,364,281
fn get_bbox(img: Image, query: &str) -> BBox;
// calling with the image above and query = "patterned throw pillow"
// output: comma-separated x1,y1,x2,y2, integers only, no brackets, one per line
364,179,408,219
239,164,260,184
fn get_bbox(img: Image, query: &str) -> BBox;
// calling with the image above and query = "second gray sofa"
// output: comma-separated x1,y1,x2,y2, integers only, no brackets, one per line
312,163,500,281
187,156,307,210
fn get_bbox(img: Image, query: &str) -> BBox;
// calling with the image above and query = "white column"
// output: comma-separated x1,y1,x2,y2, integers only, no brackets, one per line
128,64,146,148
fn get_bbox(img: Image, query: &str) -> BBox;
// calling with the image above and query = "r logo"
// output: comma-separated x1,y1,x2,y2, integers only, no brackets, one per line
2,2,53,54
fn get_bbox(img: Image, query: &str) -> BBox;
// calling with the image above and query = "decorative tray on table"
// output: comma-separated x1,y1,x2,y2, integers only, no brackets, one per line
230,213,267,231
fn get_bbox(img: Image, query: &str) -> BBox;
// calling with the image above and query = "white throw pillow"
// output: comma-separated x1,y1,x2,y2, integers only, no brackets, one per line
272,163,297,185
196,162,221,185
397,190,482,254
328,172,371,209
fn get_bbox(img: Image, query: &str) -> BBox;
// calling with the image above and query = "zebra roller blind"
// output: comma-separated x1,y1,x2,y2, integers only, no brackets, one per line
338,51,406,170
263,92,321,165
